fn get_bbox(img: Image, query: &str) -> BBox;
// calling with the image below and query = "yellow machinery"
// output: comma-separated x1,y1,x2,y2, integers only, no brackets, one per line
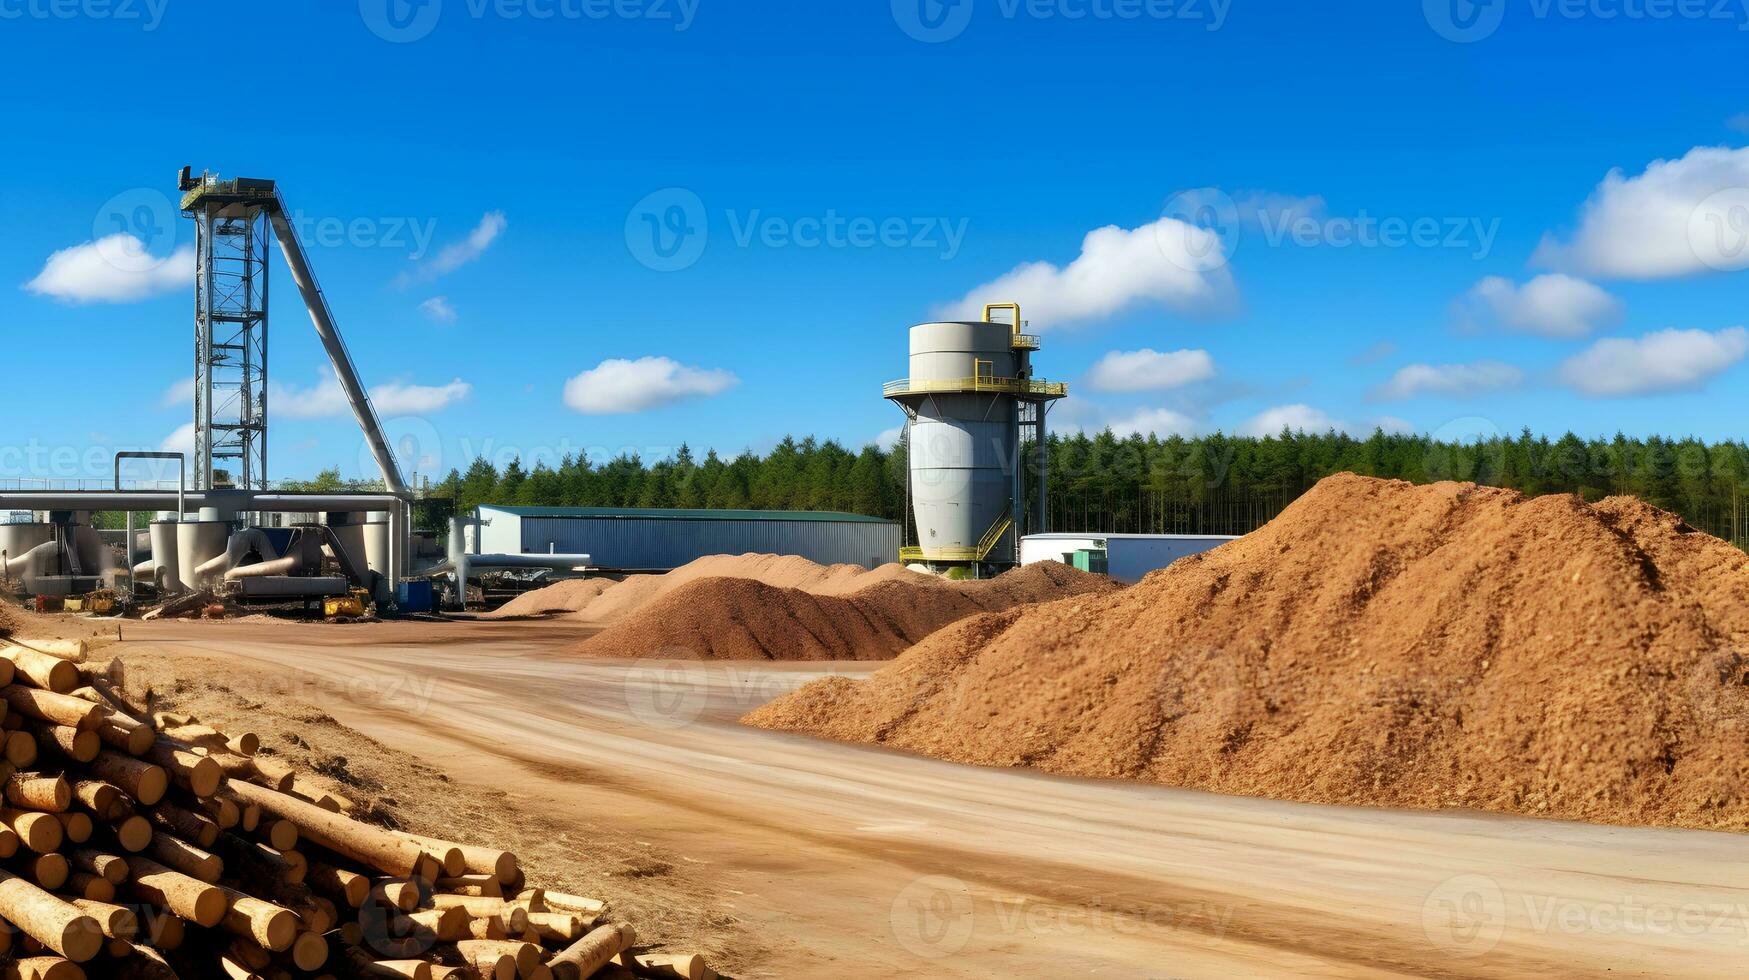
323,588,370,619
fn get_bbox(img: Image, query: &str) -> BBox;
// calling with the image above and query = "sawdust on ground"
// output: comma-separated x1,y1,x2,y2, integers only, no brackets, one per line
573,562,1120,661
101,646,751,972
487,555,932,625
747,473,1749,833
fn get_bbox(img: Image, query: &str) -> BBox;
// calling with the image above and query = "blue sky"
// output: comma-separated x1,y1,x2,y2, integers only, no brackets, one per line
5,0,1749,485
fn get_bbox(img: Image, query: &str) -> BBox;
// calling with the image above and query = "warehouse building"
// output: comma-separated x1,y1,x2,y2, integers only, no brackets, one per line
473,506,902,572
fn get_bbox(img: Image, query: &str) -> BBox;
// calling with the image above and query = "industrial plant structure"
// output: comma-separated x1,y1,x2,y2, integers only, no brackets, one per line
0,172,1105,615
0,170,587,613
471,505,900,572
884,304,1066,575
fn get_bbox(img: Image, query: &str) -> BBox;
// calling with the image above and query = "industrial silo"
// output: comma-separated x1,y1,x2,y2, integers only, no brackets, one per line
884,304,1066,575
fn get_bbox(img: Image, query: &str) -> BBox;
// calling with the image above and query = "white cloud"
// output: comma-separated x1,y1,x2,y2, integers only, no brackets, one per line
1532,145,1749,279
935,216,1237,330
563,357,739,415
419,296,457,323
160,377,194,410
1238,406,1412,437
1371,361,1525,401
272,374,349,419
397,211,506,286
1241,404,1349,437
1459,274,1622,338
160,423,196,456
1557,327,1749,397
1104,407,1200,439
273,369,471,418
371,379,472,415
875,425,906,450
24,235,193,304
1086,348,1216,392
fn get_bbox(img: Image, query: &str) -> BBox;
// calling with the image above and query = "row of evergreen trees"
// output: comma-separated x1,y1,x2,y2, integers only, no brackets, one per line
286,428,1749,546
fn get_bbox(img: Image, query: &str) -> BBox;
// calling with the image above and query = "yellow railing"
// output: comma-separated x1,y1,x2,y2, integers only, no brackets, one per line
883,377,1067,398
900,508,1015,564
983,303,1038,349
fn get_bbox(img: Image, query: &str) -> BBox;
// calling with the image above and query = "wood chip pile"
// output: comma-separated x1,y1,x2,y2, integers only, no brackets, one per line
0,635,716,980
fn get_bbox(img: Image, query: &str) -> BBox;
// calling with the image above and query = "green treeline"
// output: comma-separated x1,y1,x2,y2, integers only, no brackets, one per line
287,429,1749,546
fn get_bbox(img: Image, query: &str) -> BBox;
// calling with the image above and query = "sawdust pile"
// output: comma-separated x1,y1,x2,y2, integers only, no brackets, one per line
747,474,1749,832
574,562,1120,662
488,554,931,624
485,578,619,619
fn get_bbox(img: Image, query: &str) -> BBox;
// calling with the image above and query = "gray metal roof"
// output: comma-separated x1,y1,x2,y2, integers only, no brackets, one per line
478,505,896,524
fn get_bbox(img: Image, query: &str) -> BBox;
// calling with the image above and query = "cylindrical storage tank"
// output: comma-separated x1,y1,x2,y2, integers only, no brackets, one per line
0,523,55,592
72,525,112,577
149,521,182,593
327,515,368,575
905,321,1020,552
363,520,391,576
176,521,230,592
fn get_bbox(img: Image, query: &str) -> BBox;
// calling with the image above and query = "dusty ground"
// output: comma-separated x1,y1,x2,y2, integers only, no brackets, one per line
104,618,750,974
74,615,1749,978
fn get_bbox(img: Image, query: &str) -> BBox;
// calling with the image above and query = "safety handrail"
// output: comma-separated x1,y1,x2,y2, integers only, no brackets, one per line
899,506,1014,563
883,377,1068,397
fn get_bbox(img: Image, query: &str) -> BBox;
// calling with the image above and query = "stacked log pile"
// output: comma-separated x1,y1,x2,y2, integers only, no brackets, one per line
0,636,716,980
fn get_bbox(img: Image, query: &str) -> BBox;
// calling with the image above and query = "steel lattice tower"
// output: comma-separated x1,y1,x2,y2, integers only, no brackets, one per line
184,179,271,491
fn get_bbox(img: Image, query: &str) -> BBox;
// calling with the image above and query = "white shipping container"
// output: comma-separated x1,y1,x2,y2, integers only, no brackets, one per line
1021,533,1238,584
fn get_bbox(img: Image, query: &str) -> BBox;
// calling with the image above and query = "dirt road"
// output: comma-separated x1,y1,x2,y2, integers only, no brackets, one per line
123,620,1748,978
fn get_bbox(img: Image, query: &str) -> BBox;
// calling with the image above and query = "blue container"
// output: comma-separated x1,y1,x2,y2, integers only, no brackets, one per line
396,580,434,614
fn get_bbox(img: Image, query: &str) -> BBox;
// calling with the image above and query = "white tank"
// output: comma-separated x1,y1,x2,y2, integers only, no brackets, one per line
363,521,390,576
329,521,368,573
904,321,1021,552
72,525,112,578
150,521,182,593
177,521,231,592
0,523,54,593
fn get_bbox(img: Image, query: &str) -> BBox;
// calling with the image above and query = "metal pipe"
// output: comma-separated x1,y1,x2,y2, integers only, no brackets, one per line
0,491,407,512
114,452,185,605
265,197,408,497
458,554,592,571
224,555,301,581
195,528,280,580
